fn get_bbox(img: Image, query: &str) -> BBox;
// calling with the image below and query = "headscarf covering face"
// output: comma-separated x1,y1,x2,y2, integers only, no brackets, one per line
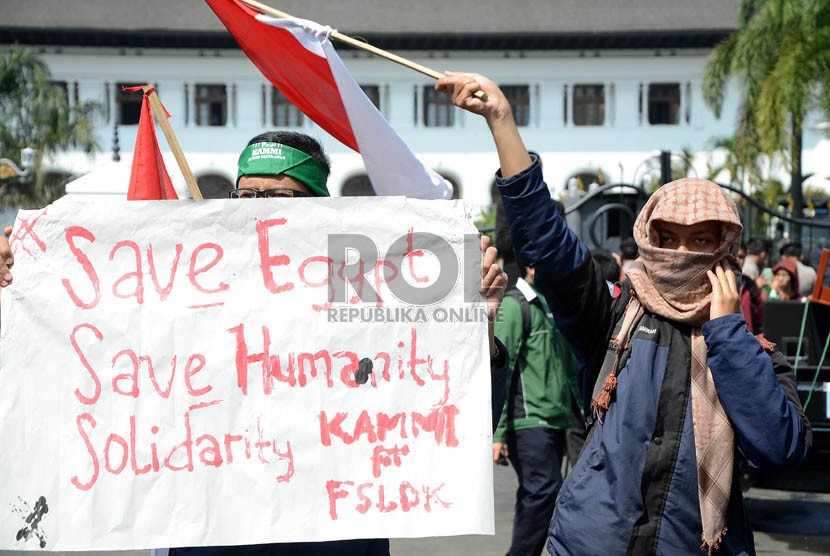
625,178,743,328
237,141,329,197
624,178,743,553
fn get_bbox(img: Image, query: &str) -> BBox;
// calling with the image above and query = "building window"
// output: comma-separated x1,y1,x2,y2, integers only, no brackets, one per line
501,85,530,127
104,82,111,121
231,84,238,126
260,85,267,126
437,173,461,199
638,83,644,125
648,83,680,125
195,84,227,126
422,86,454,127
685,82,692,124
116,83,144,125
272,87,304,127
566,170,605,193
341,174,376,196
50,81,69,102
43,171,74,193
563,84,569,125
573,84,604,126
197,174,234,199
360,85,381,110
184,84,190,125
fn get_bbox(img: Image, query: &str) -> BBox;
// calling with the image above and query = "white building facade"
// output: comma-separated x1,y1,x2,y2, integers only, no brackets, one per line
2,0,828,210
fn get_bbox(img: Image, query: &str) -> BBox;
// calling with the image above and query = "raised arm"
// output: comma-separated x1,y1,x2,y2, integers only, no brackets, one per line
436,72,531,179
436,74,616,395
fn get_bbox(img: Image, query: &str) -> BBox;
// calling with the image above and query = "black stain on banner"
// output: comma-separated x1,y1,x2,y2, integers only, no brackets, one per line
12,495,48,548
355,357,374,385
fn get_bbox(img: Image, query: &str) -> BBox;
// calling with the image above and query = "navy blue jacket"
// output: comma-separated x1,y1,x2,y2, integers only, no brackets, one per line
497,157,810,556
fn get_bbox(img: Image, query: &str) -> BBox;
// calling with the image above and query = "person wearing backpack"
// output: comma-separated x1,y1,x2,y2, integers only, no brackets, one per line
493,263,579,556
437,72,810,556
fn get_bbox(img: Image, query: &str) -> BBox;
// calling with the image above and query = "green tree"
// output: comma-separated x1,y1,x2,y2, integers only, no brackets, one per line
0,46,99,207
703,0,830,239
705,135,763,187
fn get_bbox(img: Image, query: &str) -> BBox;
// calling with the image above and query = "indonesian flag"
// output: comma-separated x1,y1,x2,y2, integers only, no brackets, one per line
125,87,179,201
206,0,452,200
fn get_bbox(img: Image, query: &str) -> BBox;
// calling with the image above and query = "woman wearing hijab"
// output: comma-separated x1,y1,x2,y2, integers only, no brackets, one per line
436,73,810,556
769,259,800,300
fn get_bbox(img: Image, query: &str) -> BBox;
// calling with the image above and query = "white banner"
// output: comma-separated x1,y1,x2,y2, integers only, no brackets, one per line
0,197,493,551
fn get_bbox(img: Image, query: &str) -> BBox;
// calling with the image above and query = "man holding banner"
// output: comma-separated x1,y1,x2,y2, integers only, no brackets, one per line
1,0,515,542
0,2,512,551
166,130,507,556
0,129,506,556
168,131,388,556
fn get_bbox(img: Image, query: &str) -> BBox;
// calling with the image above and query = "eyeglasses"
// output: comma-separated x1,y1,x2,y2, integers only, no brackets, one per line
229,187,312,199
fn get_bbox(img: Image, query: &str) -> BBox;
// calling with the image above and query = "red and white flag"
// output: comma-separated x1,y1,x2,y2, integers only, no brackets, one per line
206,0,452,200
125,87,179,201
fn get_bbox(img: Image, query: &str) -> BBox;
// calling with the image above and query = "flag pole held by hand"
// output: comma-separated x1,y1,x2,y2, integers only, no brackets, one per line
141,86,204,200
238,0,487,100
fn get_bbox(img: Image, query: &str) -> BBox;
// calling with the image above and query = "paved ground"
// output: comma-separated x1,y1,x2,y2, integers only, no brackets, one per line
3,465,829,555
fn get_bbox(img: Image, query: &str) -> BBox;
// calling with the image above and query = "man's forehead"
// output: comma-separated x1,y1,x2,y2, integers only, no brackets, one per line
652,220,722,234
237,174,311,193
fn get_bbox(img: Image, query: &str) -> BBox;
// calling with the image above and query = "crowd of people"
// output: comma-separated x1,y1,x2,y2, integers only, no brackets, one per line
736,237,818,335
0,73,816,556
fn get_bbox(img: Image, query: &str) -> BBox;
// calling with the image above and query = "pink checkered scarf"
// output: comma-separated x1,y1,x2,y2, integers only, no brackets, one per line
625,178,743,554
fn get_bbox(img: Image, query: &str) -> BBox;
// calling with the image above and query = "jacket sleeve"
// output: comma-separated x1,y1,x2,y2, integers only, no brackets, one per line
490,337,509,433
497,156,616,408
703,313,811,470
493,296,523,441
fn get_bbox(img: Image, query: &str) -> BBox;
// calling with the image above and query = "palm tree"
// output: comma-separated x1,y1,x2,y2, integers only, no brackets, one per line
703,0,830,240
0,46,99,206
706,135,758,187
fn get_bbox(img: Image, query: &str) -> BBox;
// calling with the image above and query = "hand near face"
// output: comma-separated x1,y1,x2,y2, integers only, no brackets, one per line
480,235,507,358
771,272,789,290
707,263,740,321
0,225,13,287
480,235,507,322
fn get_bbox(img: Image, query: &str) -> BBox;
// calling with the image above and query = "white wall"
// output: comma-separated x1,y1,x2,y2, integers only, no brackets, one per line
21,45,829,210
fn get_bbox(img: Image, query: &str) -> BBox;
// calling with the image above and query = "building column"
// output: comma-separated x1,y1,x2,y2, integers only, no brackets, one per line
387,81,416,131
538,80,563,130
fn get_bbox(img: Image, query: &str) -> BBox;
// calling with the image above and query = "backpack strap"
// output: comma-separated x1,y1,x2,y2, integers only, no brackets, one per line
504,287,532,373
587,294,644,426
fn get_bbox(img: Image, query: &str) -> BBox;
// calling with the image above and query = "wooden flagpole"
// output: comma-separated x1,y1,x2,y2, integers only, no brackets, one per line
238,0,444,79
141,85,204,200
237,0,486,100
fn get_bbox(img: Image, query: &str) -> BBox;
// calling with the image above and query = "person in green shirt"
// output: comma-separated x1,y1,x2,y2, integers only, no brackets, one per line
493,263,579,556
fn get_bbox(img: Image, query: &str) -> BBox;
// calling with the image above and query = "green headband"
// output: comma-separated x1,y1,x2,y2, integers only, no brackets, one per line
237,142,329,197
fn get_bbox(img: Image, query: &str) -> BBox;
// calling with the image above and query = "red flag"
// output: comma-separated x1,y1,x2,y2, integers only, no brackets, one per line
126,88,178,200
205,0,451,199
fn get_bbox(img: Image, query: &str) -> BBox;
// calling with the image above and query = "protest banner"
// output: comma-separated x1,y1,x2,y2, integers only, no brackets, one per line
0,197,493,550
